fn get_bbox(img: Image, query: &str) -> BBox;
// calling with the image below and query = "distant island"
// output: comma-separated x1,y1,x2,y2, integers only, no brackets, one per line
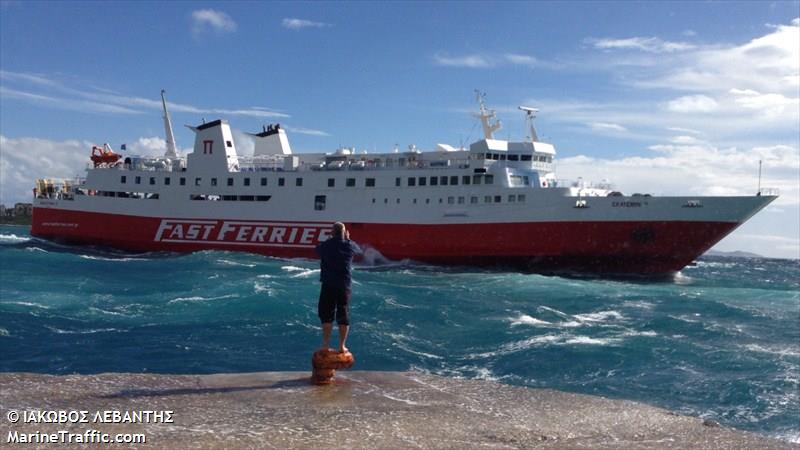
705,249,764,259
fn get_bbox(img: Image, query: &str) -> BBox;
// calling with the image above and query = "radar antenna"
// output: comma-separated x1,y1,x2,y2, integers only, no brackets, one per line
473,90,502,139
519,106,540,142
161,90,178,159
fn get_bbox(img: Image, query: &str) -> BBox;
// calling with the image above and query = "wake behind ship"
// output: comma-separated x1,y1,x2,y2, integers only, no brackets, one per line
31,92,777,274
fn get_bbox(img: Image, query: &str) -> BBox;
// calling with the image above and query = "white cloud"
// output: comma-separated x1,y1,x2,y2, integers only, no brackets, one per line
0,86,142,115
191,9,237,35
588,122,627,133
668,135,702,145
589,36,695,53
434,52,560,70
433,54,493,68
667,126,702,135
665,95,719,113
433,52,560,70
503,53,560,69
729,88,799,117
0,70,288,119
635,20,799,95
126,137,177,158
284,126,330,137
281,18,329,30
0,135,89,205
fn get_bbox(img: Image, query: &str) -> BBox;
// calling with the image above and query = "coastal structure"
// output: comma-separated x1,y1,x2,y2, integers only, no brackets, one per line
30,92,777,274
0,371,795,449
0,202,33,224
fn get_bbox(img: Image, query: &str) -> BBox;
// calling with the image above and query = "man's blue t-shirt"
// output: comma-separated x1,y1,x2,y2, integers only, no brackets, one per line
315,237,362,289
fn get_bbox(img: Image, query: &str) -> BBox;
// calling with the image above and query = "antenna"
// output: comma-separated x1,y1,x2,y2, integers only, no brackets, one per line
757,159,762,195
473,90,501,139
519,106,540,142
161,90,178,159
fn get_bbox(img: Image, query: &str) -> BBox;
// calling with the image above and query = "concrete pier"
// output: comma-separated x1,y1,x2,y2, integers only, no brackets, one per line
0,371,796,449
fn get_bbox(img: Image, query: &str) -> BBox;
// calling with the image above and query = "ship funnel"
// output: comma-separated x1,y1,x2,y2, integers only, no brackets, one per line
251,124,292,155
161,90,178,159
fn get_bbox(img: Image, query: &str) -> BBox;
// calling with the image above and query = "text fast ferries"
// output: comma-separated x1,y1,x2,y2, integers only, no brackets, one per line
31,92,777,274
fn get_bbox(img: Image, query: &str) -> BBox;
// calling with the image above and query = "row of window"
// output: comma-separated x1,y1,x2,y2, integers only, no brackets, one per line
121,175,296,187
481,153,552,163
93,191,159,199
369,194,526,205
190,195,272,202
397,174,494,187
90,189,526,207
119,174,497,188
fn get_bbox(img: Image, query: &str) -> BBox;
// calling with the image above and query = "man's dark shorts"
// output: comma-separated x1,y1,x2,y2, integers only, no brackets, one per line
318,284,351,325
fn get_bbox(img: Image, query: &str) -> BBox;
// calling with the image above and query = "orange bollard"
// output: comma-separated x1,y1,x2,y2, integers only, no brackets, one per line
311,349,355,385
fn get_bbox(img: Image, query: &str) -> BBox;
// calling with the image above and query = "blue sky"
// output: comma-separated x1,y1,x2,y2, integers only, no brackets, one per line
1,1,799,257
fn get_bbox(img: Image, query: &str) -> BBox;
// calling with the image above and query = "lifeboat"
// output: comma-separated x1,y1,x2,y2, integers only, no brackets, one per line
90,145,121,167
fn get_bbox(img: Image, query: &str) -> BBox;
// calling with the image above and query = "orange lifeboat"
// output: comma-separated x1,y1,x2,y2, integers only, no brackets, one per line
90,145,121,167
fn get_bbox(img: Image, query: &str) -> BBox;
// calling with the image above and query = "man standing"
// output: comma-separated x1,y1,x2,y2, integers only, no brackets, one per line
315,222,361,353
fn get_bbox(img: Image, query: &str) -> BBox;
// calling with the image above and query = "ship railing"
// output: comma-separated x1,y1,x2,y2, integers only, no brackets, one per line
87,157,187,173
557,178,613,190
237,157,473,172
758,187,779,196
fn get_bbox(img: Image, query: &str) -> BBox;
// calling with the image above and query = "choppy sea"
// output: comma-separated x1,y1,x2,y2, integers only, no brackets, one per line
0,224,798,443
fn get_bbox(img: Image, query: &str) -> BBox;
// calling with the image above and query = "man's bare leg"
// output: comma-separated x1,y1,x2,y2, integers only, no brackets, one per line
320,323,333,351
338,324,349,353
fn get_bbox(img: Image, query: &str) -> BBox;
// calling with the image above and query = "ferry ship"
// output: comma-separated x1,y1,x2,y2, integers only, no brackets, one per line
31,92,777,274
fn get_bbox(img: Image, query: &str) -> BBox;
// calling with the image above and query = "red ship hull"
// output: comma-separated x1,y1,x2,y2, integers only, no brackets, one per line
32,207,739,275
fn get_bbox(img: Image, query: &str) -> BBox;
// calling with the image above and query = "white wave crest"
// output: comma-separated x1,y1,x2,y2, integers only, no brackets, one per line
384,297,413,309
620,330,658,338
774,431,800,444
1,301,50,309
509,314,551,327
471,331,625,359
25,247,49,253
167,294,239,304
564,336,621,345
45,326,120,334
0,327,9,337
217,259,256,267
88,306,127,316
573,310,625,323
281,266,320,278
744,344,800,357
536,305,572,320
79,255,145,262
0,233,31,244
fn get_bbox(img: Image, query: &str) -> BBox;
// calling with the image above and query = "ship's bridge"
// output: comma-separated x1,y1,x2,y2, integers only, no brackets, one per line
469,138,554,173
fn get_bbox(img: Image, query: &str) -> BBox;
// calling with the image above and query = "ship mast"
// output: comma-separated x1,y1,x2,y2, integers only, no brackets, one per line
473,90,501,139
161,90,178,159
519,106,540,142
